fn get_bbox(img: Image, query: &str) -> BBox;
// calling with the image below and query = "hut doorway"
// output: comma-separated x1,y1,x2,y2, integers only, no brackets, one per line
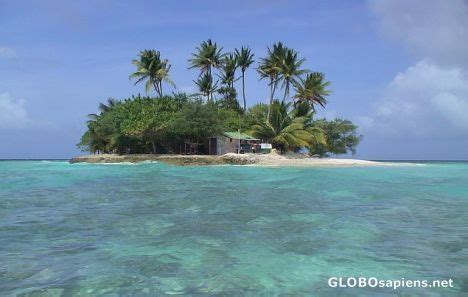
209,138,217,155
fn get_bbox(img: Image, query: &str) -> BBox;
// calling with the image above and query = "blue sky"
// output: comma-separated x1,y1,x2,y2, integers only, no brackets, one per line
1,0,468,159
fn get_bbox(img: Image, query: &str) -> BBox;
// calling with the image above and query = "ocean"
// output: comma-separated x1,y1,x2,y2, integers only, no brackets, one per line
0,160,466,296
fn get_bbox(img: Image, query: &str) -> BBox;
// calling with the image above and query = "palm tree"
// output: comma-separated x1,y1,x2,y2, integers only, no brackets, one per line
235,46,254,111
219,54,238,88
130,49,175,97
293,72,331,110
189,39,225,101
251,100,325,152
194,73,218,101
280,48,307,102
217,54,240,110
293,101,326,146
83,115,112,154
84,97,122,154
258,42,286,120
98,97,119,113
87,97,119,123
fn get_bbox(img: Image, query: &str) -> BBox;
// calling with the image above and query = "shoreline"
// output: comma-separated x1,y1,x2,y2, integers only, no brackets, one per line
69,153,416,167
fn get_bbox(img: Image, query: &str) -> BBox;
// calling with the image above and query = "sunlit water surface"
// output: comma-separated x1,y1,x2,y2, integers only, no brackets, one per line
0,160,467,296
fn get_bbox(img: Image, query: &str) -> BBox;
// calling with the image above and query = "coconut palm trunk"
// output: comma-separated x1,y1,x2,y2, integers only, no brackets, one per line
283,82,290,103
242,72,246,111
267,78,278,120
234,47,254,111
151,140,157,154
209,67,214,102
271,81,277,99
153,82,162,97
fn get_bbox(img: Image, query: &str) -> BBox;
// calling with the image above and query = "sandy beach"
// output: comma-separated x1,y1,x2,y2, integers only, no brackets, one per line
69,152,412,167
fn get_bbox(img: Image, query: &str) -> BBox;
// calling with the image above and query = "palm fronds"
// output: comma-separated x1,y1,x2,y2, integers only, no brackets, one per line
130,49,175,96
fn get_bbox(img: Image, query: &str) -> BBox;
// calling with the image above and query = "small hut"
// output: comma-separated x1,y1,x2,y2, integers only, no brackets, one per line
209,132,260,155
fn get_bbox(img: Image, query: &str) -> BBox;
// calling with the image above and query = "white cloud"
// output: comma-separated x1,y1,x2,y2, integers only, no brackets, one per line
358,61,468,139
0,46,17,59
0,93,30,129
369,0,468,67
362,0,468,140
432,92,468,131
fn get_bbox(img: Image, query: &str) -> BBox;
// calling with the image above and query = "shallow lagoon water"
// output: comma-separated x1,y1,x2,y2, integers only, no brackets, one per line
0,160,467,296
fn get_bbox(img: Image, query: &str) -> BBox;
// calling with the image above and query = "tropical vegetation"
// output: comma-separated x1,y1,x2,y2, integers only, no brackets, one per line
79,40,361,156
130,50,175,97
251,101,325,153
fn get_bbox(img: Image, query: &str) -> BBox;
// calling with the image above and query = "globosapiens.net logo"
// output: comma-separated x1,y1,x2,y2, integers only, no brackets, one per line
328,277,454,290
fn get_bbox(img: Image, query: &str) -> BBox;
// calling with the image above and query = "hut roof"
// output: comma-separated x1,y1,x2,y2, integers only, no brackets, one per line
222,132,259,141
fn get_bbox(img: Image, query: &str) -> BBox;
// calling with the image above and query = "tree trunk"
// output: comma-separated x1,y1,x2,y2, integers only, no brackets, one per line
151,141,157,154
267,79,275,121
153,82,161,97
242,72,246,111
271,78,277,99
208,66,212,102
283,82,289,103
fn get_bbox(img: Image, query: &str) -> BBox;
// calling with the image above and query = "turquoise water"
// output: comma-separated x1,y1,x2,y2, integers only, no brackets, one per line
0,161,467,296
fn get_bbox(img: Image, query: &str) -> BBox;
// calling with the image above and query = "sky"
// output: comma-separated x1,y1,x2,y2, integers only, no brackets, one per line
1,0,468,160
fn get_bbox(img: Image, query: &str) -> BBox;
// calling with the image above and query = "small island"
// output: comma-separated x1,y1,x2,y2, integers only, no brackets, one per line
75,40,364,165
70,152,385,167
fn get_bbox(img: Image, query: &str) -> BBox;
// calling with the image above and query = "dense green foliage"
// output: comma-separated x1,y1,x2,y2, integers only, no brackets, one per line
251,101,325,152
169,102,223,151
79,39,362,156
310,119,362,156
79,94,247,154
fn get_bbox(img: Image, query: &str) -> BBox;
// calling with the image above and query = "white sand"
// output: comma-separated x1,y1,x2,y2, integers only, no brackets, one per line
222,152,388,167
223,150,423,167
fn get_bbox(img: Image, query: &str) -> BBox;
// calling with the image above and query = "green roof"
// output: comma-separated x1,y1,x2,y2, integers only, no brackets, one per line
223,132,259,140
